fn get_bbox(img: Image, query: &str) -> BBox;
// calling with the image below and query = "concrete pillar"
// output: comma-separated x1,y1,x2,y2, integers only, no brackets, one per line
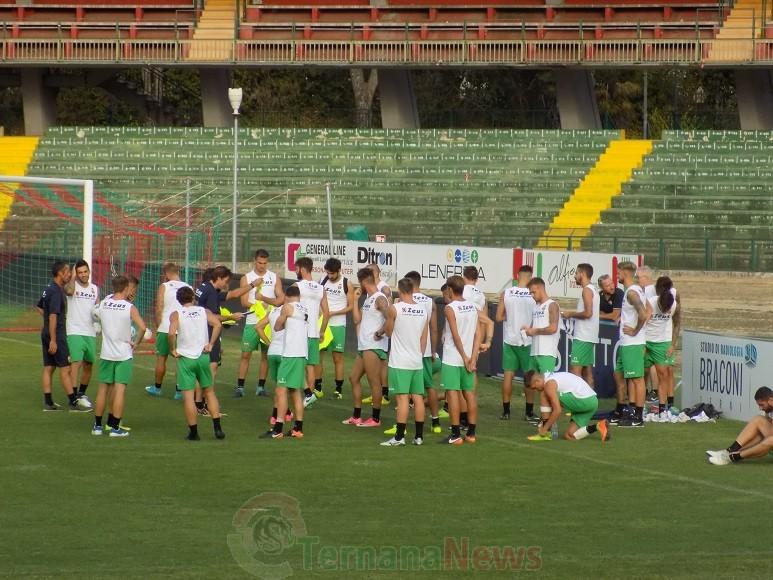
554,69,601,130
22,69,58,136
378,69,419,129
735,69,773,130
199,68,231,127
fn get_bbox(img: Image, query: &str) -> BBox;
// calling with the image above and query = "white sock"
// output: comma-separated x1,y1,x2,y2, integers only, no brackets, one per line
572,427,590,440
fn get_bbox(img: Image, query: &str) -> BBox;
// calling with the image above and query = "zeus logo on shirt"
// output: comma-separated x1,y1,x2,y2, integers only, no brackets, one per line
182,311,203,320
102,302,129,311
457,304,477,314
75,290,97,301
403,307,426,316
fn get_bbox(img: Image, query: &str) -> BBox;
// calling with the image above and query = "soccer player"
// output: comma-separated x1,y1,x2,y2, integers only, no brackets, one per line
145,262,190,399
368,262,392,404
615,261,651,428
441,275,482,445
256,303,292,427
525,371,609,442
91,275,147,437
195,266,254,413
319,257,354,399
645,276,680,420
294,257,330,406
236,249,285,398
64,259,99,408
381,278,428,446
342,267,389,427
524,277,560,375
369,262,392,303
495,264,536,421
636,265,659,400
264,286,309,439
706,387,773,465
37,261,88,411
168,286,224,441
562,263,600,388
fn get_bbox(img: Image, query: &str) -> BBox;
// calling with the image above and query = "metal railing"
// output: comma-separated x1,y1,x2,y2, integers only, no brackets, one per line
1,35,771,66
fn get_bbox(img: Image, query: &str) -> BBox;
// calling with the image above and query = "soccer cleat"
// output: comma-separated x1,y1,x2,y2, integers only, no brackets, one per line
341,416,363,425
705,449,725,459
607,410,622,425
287,429,304,439
618,417,644,428
464,435,477,444
413,437,424,446
438,409,449,419
303,393,317,408
43,402,63,412
525,414,541,425
117,422,132,432
432,425,442,434
196,406,210,417
499,413,511,421
313,389,325,399
233,387,245,398
598,420,610,442
708,450,732,466
109,427,130,438
174,391,183,401
255,387,268,397
186,432,201,441
440,435,464,445
333,391,343,400
380,437,405,447
91,424,103,436
362,396,373,405
383,424,397,435
214,429,226,440
356,418,381,428
527,433,552,442
260,429,282,439
70,400,93,413
77,395,93,409
381,397,390,406
145,385,163,397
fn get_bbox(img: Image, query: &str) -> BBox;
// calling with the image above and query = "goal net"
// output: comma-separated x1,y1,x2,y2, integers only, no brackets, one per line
0,175,222,331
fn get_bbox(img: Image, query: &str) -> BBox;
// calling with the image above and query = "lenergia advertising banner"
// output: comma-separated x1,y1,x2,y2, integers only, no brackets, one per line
284,239,643,298
681,330,764,422
284,239,398,287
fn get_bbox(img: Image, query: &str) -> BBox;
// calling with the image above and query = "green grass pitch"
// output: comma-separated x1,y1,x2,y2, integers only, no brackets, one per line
2,331,772,579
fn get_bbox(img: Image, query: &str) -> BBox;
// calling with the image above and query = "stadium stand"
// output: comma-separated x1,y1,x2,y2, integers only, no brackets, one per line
20,127,619,259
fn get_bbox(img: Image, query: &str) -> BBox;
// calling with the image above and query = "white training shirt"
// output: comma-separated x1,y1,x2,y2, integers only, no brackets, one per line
358,291,389,352
66,281,99,337
442,300,478,367
282,302,309,358
157,279,191,333
546,371,596,399
646,294,677,343
297,279,324,338
502,285,535,347
323,276,349,327
175,305,210,359
412,292,435,357
266,308,285,357
463,284,486,312
531,299,560,358
245,269,278,325
389,301,428,371
97,296,133,362
573,284,600,344
619,284,647,346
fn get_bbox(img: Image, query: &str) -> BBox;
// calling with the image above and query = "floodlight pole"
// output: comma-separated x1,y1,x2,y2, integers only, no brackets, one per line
184,178,191,284
231,108,240,272
325,182,334,257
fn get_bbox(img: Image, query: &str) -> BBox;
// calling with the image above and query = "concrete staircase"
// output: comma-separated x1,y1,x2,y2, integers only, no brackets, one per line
708,0,765,62
188,0,235,61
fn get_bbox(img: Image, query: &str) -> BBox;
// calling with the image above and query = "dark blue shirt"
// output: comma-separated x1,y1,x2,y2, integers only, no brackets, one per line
600,288,624,315
38,281,66,339
195,280,226,337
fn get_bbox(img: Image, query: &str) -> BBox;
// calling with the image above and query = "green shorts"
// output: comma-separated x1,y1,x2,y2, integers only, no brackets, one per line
531,355,557,374
98,359,133,385
241,325,266,353
67,335,96,364
358,349,388,361
615,344,646,379
570,340,596,367
388,367,424,395
422,357,441,389
328,326,346,353
177,353,213,391
267,354,282,382
645,341,674,368
306,337,320,365
558,392,598,428
155,331,170,357
503,344,532,373
441,363,475,391
278,357,306,389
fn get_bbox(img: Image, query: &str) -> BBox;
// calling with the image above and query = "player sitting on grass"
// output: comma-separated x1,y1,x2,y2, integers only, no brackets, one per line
707,387,773,465
92,275,147,438
263,286,309,440
525,371,609,442
168,286,225,441
256,303,293,428
380,278,429,447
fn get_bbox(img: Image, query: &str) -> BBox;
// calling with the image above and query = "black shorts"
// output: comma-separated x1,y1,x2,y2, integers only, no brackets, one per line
209,337,222,365
41,334,70,368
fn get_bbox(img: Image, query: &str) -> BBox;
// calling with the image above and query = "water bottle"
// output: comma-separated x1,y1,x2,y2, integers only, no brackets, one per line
550,422,559,440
